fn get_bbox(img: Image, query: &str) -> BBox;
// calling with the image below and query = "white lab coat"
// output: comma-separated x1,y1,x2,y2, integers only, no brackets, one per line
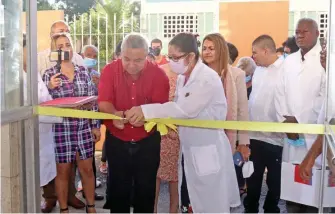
275,44,326,163
142,61,240,213
23,72,61,187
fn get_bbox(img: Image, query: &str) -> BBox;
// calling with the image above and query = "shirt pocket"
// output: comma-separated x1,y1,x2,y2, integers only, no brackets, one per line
190,145,221,176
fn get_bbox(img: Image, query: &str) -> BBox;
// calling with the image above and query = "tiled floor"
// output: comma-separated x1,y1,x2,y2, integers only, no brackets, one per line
51,152,288,213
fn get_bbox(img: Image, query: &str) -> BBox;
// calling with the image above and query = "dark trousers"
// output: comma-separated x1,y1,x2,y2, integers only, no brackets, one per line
101,140,107,162
235,164,246,188
244,139,283,213
42,165,77,201
105,131,161,213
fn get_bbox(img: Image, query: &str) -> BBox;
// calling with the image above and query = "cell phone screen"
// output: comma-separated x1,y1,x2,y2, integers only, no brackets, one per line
233,152,244,167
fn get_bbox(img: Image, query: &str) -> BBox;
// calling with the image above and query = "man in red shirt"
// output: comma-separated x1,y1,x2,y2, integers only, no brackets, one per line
151,38,169,65
98,34,170,213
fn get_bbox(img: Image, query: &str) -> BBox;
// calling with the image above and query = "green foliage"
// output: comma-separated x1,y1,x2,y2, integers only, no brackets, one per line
23,0,55,11
55,0,97,22
69,0,140,67
37,0,55,10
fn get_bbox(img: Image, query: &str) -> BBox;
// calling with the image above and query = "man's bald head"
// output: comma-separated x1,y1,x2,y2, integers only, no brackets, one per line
295,18,319,52
50,20,70,37
252,35,277,53
252,35,277,67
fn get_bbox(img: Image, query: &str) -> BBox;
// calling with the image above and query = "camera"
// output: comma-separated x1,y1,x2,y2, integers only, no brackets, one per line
49,50,70,62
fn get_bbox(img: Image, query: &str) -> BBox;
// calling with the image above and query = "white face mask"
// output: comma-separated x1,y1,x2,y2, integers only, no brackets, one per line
169,58,190,75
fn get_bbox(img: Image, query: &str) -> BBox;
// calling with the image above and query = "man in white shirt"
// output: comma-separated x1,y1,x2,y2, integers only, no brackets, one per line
244,35,285,213
299,46,333,182
38,20,84,76
275,18,326,213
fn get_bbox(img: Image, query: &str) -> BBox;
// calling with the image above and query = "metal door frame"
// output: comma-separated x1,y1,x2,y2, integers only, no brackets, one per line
0,0,39,212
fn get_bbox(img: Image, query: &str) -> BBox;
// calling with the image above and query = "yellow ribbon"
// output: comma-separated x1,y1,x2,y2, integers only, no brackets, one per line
35,106,335,135
36,106,177,136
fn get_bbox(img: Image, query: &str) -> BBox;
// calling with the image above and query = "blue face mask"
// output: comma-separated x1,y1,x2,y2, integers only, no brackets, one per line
286,138,305,147
83,57,97,68
245,75,252,83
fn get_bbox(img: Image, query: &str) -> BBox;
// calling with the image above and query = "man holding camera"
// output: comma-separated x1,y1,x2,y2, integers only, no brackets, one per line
38,20,84,76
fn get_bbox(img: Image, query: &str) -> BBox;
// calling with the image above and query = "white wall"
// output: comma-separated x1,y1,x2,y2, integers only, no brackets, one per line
141,0,217,14
289,0,330,12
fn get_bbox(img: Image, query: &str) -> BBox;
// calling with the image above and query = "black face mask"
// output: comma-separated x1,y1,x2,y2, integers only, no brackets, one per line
152,47,161,56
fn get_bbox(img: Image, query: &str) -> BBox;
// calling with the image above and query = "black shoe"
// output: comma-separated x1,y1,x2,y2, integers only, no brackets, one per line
82,192,104,201
94,192,104,201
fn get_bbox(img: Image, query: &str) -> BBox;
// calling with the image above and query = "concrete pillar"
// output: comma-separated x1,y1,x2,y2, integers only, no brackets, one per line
0,122,22,213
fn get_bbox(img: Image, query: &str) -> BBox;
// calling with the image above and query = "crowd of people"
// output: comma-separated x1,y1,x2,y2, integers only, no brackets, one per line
22,16,334,213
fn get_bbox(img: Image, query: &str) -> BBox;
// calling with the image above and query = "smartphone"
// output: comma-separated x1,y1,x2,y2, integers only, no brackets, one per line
233,152,244,167
49,50,70,62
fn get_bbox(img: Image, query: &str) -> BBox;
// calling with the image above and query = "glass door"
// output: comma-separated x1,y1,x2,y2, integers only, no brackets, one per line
0,0,39,212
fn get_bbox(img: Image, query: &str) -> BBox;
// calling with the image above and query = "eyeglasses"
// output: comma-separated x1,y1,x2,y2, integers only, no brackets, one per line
167,53,188,62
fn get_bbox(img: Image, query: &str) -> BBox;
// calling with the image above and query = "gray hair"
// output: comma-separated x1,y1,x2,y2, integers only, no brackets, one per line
82,45,99,54
236,57,257,76
121,33,149,54
297,18,319,31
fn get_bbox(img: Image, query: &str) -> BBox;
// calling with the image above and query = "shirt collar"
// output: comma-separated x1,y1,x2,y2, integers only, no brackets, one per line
53,63,78,73
269,56,284,68
123,60,147,81
299,44,321,61
183,60,203,87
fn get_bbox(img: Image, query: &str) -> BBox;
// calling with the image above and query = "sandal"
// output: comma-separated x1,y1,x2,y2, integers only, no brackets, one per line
60,207,69,213
86,204,96,213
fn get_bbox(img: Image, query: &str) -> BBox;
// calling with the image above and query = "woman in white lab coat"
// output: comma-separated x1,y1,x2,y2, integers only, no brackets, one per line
23,34,59,187
125,33,240,213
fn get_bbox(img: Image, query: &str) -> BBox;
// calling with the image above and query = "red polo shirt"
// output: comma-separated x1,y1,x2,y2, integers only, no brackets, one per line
98,59,170,142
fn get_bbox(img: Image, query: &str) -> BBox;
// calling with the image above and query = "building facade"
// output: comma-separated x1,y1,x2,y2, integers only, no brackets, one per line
140,0,330,58
140,0,289,58
289,0,330,37
140,0,219,52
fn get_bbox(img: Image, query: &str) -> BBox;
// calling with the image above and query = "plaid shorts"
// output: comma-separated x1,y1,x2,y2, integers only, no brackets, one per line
53,118,94,163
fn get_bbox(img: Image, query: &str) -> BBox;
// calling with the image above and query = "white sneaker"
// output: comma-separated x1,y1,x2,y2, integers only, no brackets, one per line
96,180,102,188
78,179,101,191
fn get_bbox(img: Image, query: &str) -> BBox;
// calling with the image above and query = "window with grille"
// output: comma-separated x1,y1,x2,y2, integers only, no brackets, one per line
318,13,328,38
163,15,198,38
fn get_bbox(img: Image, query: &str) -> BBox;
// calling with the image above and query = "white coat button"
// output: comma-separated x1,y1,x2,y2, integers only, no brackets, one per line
131,126,134,128
132,97,134,100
